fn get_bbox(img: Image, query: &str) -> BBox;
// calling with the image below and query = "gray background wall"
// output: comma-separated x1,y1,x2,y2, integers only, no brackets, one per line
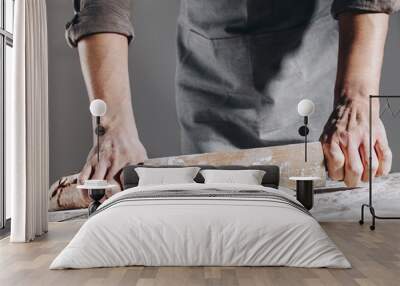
47,0,400,184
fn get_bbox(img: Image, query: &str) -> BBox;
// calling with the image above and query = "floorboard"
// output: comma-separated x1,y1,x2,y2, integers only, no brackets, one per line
0,221,399,286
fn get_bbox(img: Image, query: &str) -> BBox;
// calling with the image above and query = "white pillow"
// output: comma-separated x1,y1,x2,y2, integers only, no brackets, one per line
200,169,266,185
135,167,201,186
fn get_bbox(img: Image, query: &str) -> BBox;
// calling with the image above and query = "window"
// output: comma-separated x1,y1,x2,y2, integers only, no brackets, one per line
0,0,14,231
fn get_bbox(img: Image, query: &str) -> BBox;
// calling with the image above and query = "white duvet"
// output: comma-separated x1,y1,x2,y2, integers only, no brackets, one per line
50,183,350,269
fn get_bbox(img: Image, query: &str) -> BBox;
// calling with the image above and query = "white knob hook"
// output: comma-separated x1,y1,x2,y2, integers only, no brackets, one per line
297,99,315,163
90,100,107,163
90,99,107,117
297,99,315,117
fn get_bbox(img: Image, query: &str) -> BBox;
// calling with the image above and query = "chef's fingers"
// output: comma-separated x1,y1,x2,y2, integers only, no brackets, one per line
106,159,124,185
375,135,392,176
78,162,93,184
323,141,345,181
359,137,378,182
343,137,363,187
90,159,109,180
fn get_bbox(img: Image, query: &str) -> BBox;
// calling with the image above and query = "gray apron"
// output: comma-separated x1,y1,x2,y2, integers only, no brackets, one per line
175,0,338,154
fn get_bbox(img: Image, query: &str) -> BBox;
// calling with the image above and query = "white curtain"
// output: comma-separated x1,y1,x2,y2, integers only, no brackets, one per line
7,0,49,242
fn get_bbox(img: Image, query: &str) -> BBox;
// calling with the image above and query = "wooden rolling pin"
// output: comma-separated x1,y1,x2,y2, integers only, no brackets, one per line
145,142,326,189
49,142,325,211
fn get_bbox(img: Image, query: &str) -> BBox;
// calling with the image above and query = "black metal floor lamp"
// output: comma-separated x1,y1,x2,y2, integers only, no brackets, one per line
360,95,400,230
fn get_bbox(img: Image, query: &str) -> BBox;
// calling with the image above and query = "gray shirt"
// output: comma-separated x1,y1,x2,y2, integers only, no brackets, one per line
66,0,400,154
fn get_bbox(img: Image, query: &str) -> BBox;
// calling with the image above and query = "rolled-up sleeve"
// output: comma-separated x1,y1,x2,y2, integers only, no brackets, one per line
332,0,400,19
65,0,134,48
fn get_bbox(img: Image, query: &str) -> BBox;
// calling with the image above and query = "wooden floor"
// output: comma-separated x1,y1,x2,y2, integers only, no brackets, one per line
0,221,399,286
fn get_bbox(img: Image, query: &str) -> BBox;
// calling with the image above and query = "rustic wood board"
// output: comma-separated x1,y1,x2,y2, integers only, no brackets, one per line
145,142,326,188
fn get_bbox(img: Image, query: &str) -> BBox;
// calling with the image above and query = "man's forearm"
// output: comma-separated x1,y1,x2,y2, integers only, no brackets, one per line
321,12,392,187
77,33,139,138
76,33,147,184
335,12,389,101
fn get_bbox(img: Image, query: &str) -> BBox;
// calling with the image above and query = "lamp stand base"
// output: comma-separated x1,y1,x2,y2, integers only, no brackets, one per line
296,180,314,210
88,189,105,215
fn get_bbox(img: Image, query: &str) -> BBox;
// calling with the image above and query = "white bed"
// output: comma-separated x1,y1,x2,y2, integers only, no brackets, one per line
50,183,350,269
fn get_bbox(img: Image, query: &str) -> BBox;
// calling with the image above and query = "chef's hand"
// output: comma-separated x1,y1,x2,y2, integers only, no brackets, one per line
78,115,148,186
320,95,392,187
76,33,147,201
321,12,391,187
